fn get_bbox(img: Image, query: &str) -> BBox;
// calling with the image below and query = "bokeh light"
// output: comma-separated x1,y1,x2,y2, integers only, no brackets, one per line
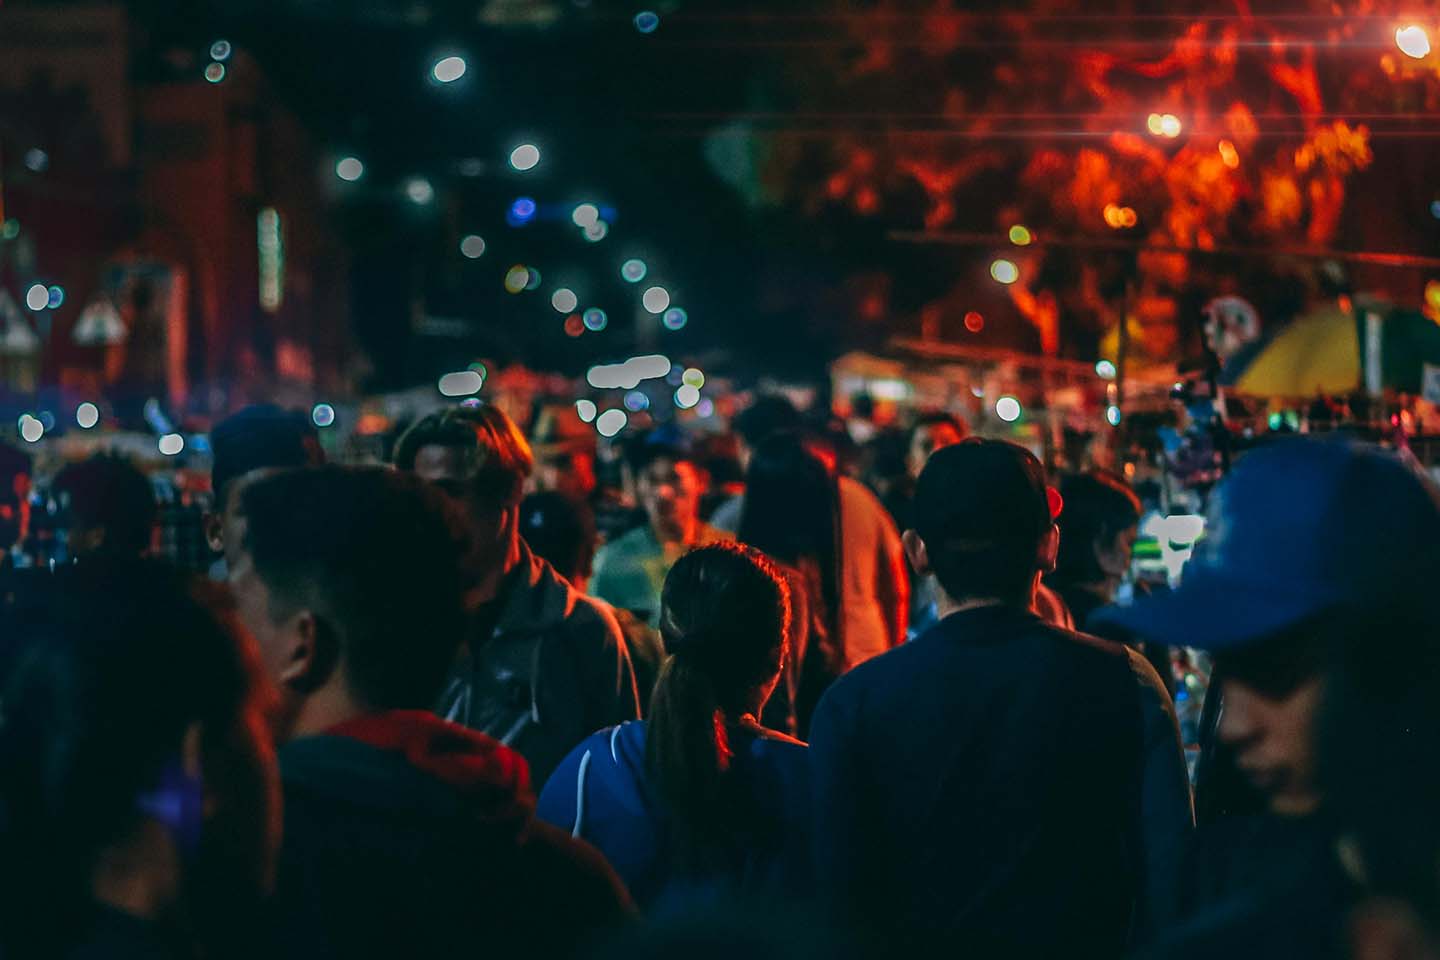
674,385,700,409
1159,114,1181,138
587,354,671,389
1431,200,1440,220
158,433,185,456
634,11,660,33
621,259,648,283
460,234,486,258
432,56,467,83
509,144,540,171
696,398,715,418
596,409,628,437
75,402,99,429
572,203,600,228
525,268,543,291
508,196,537,227
1218,140,1239,169
1106,405,1122,427
38,412,55,432
404,177,435,205
682,368,705,388
336,156,364,181
504,265,530,293
46,286,64,309
995,397,1022,423
312,403,336,428
564,315,586,337
205,63,226,83
210,39,232,61
1095,359,1118,380
1396,25,1431,59
662,307,688,330
25,284,48,311
583,308,608,331
990,259,1019,285
1008,225,1032,246
18,415,42,443
438,370,484,396
575,399,598,423
24,149,48,173
1146,113,1164,135
552,288,579,313
964,311,984,333
642,286,671,313
624,390,650,412
584,221,609,242
1,220,18,240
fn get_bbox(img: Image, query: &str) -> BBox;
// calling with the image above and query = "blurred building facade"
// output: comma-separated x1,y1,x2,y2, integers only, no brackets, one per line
0,2,351,424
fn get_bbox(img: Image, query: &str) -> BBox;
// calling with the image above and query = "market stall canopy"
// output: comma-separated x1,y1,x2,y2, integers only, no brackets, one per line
1221,300,1440,397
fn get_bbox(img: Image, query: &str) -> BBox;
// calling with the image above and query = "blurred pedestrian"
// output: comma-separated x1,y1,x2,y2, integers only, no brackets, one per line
53,453,158,559
229,466,633,959
1047,470,1142,632
205,405,325,579
737,433,843,736
0,560,280,960
395,405,640,783
538,543,809,909
808,439,1186,955
591,444,731,627
521,490,666,711
1104,438,1440,956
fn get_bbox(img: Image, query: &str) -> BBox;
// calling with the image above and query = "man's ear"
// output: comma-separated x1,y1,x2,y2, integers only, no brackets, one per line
204,512,224,554
1038,524,1060,575
279,610,335,693
902,529,931,577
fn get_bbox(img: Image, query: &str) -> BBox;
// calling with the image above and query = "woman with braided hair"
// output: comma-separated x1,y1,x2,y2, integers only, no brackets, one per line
538,542,811,909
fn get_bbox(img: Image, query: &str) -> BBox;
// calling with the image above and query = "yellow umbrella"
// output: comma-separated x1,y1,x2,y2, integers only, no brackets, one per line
1227,305,1360,397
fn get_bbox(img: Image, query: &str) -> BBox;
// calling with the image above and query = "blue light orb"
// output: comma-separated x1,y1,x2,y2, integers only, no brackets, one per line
621,259,648,283
583,308,608,331
507,196,537,227
662,307,688,330
624,390,650,412
635,11,660,33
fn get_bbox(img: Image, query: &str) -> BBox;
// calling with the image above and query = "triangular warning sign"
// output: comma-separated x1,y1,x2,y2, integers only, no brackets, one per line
0,290,40,356
73,297,127,346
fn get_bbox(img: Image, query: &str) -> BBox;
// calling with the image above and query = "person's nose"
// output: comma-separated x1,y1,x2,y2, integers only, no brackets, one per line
1217,681,1262,749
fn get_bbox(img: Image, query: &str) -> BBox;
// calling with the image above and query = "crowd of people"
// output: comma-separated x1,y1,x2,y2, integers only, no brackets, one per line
2,393,1439,960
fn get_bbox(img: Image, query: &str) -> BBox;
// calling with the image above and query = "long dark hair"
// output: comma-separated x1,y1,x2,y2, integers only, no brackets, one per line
0,560,278,958
737,433,842,643
647,543,791,872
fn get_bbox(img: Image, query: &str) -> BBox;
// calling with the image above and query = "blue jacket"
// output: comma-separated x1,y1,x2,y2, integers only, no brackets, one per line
538,720,811,907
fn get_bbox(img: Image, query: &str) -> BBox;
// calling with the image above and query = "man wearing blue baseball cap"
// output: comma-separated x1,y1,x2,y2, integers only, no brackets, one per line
1105,437,1440,956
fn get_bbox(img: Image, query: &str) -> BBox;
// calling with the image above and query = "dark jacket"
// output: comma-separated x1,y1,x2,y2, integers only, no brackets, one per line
808,605,1149,956
268,710,633,960
536,720,812,908
437,543,642,784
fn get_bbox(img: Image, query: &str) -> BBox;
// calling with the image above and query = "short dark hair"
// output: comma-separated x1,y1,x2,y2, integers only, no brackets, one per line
913,440,1053,606
910,411,968,442
520,492,597,583
210,405,324,512
630,441,698,477
393,404,533,506
734,395,800,449
0,560,273,953
53,453,158,557
1052,471,1142,584
236,466,468,711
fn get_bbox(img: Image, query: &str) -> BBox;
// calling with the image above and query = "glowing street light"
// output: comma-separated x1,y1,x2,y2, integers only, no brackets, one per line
510,144,540,171
336,156,364,181
1396,25,1431,59
432,56,467,83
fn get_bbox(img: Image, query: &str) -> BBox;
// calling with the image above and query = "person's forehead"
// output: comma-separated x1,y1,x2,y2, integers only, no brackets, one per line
414,443,471,479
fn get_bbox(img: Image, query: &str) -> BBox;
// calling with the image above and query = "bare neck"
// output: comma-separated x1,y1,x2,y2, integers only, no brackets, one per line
285,673,370,740
933,571,1039,622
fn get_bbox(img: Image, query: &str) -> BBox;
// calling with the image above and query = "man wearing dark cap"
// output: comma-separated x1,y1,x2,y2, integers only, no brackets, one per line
1102,438,1440,957
808,439,1185,955
205,405,325,578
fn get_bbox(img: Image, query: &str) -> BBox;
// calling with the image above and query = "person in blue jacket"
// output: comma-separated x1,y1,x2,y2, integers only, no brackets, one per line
539,542,811,908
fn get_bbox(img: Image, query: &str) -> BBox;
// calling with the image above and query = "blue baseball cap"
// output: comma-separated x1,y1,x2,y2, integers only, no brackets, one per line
1095,437,1440,651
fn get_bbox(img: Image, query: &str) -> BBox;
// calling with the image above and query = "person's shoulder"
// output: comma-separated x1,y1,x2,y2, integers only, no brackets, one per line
518,818,636,914
695,521,734,545
599,525,651,554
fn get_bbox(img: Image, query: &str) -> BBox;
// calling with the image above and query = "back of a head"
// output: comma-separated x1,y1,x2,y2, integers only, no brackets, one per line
236,466,468,711
54,453,158,557
393,404,533,506
210,405,324,512
1052,471,1141,584
648,543,791,870
520,491,597,583
0,560,275,955
738,433,838,566
913,439,1054,607
734,395,801,450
